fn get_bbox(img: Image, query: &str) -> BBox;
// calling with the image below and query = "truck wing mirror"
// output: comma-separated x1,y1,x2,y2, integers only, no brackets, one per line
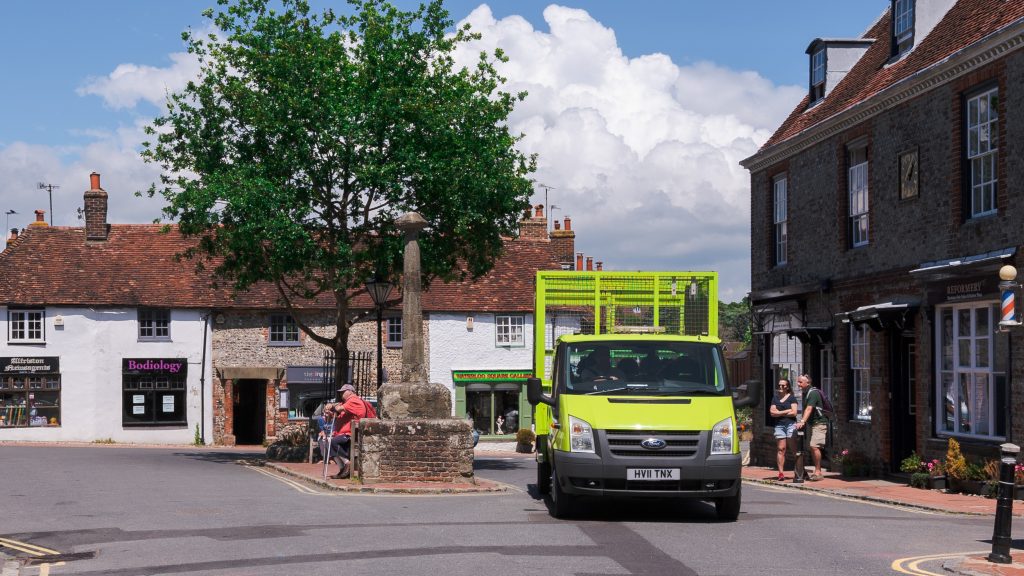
526,377,554,407
733,379,762,409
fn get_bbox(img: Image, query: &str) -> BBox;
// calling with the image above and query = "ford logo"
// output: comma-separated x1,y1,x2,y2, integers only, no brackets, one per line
640,438,667,450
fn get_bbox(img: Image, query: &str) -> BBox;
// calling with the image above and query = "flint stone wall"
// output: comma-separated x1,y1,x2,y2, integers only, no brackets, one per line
357,418,474,483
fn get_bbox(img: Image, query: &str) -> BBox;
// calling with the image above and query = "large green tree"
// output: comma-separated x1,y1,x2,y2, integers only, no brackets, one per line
143,0,535,382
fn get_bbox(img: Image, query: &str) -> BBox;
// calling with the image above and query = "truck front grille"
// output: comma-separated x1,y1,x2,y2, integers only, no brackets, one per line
604,429,701,458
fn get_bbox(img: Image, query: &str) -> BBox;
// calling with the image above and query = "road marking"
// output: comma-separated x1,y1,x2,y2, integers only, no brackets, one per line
0,537,66,574
891,550,988,575
250,466,326,495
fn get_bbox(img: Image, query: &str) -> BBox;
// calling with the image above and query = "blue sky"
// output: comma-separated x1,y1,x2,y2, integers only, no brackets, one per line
0,1,888,300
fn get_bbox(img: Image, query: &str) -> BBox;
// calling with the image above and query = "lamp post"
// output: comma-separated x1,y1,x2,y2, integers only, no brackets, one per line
988,265,1020,564
365,276,393,391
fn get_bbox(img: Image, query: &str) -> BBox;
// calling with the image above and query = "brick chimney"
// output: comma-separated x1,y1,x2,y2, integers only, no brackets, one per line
596,261,603,271
5,228,17,247
28,210,48,227
576,253,583,271
550,215,575,267
518,203,547,241
586,257,593,271
84,172,109,241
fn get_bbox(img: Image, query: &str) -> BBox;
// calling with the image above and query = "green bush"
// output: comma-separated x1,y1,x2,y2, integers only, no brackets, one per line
900,452,923,474
910,472,931,489
945,438,968,481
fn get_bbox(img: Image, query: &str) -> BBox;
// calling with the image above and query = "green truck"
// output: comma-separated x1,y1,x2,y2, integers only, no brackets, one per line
527,271,761,520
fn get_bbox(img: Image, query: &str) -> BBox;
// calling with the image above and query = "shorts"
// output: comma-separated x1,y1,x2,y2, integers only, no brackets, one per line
773,422,796,439
809,422,828,448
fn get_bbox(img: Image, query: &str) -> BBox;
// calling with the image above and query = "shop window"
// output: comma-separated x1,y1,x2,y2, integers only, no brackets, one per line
285,382,331,420
8,310,44,343
386,317,402,348
0,375,61,427
850,324,871,421
936,303,1005,438
495,315,525,347
138,309,171,341
122,359,188,426
466,383,520,436
767,332,803,423
269,314,300,346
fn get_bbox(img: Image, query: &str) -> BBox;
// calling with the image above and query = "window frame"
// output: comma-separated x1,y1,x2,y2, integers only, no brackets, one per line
850,324,871,422
386,316,403,348
964,86,999,219
495,315,526,348
891,0,915,57
8,309,45,344
772,174,788,267
935,302,1004,439
848,142,869,248
268,314,301,347
138,308,171,341
809,47,826,103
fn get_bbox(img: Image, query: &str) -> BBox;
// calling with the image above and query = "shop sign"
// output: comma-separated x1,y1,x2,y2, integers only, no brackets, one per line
0,357,60,375
122,358,187,375
452,369,532,383
286,365,328,384
939,278,995,302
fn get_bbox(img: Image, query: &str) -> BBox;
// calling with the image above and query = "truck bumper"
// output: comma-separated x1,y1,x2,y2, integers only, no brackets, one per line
551,450,741,499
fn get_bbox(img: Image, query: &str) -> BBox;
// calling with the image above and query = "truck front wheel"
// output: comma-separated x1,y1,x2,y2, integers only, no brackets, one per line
535,436,551,495
715,483,741,521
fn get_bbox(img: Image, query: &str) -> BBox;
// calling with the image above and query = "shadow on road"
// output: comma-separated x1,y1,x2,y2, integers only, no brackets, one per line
172,450,265,464
473,458,526,471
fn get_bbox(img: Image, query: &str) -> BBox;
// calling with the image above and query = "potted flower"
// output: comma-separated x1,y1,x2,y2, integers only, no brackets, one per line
833,448,869,477
926,458,946,491
515,428,536,453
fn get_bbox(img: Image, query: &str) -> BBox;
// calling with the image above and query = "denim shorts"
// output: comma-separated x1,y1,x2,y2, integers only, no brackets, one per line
773,422,796,439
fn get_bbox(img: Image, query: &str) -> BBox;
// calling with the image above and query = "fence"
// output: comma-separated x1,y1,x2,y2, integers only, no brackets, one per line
321,350,375,400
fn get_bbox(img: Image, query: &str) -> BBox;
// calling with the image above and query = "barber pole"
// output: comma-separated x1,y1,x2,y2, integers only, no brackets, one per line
998,265,1020,328
1001,289,1015,324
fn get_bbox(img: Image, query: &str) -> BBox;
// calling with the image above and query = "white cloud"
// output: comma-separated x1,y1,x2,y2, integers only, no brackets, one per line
453,4,803,300
1,5,806,301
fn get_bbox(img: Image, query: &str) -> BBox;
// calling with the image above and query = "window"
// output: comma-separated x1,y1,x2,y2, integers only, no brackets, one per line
966,87,998,218
820,347,834,411
850,324,871,421
495,315,525,347
465,384,520,436
8,310,44,343
810,48,826,103
122,358,187,426
269,314,300,346
892,0,915,56
386,317,403,348
773,175,788,266
848,143,869,247
138,309,171,341
767,332,803,422
1,373,61,428
936,304,1006,438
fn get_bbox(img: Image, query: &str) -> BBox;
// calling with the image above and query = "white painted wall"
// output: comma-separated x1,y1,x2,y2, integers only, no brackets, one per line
0,307,213,444
427,312,535,411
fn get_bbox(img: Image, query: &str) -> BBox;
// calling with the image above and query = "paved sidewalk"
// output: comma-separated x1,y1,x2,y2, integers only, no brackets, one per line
743,465,1024,575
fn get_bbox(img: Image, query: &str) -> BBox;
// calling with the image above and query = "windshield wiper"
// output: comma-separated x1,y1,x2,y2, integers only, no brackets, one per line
585,385,648,395
650,389,723,396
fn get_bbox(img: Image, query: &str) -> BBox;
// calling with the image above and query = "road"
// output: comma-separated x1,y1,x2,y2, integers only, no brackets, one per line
0,445,1019,575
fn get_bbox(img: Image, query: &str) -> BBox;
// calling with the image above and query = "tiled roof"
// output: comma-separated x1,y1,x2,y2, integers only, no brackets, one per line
762,0,1024,150
0,224,558,312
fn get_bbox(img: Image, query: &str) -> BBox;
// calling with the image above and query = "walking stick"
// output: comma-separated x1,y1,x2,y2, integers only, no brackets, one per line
322,412,335,480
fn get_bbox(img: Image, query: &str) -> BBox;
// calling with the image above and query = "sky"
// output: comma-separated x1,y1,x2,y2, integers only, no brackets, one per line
0,1,889,302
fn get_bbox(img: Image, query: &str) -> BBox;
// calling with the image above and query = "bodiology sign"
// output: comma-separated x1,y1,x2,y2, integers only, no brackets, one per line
122,358,187,375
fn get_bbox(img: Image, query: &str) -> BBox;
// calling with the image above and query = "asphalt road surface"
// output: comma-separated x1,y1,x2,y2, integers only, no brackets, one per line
1,445,1020,575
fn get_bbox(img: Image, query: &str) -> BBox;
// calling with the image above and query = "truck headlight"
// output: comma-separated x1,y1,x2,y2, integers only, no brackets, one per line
710,417,733,455
569,415,595,453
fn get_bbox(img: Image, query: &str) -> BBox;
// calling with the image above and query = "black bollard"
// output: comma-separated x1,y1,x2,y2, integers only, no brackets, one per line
988,442,1020,564
792,429,806,483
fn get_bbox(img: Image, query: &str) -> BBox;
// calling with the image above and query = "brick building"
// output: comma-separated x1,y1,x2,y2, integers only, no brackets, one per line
1,174,575,446
741,0,1024,472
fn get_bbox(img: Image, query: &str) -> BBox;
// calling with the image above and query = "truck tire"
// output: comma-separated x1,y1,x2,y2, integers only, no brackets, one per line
536,436,551,494
550,463,575,519
715,483,741,521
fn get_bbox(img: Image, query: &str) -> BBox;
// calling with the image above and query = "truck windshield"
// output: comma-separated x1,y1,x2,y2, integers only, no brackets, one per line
564,341,727,396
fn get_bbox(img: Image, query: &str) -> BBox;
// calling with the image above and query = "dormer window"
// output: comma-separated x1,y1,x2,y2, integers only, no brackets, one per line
810,48,826,103
892,0,915,56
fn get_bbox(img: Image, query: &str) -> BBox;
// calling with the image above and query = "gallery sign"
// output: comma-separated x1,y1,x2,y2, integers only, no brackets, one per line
0,357,60,375
452,369,532,383
122,358,187,376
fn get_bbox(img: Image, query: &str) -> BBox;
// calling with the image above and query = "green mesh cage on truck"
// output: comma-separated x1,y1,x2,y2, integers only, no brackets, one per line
532,270,719,384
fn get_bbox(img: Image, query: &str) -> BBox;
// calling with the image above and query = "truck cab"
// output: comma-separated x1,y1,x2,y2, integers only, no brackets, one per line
527,271,760,520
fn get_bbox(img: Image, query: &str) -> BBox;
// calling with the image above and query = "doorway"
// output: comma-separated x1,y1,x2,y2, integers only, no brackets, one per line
889,332,917,471
233,379,266,445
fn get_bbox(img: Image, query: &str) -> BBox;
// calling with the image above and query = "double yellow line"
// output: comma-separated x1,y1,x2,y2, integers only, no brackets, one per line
891,550,988,575
0,536,65,575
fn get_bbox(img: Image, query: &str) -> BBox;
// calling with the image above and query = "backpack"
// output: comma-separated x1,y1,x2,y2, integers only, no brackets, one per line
361,397,378,419
809,387,834,420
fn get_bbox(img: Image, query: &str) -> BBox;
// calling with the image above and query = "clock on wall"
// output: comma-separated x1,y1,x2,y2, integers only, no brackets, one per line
899,149,919,199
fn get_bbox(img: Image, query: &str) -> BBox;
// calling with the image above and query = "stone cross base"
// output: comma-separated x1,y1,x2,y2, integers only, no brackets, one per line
377,381,452,419
355,418,474,483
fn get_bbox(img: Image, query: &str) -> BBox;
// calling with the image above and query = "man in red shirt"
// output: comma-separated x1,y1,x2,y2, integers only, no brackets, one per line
327,384,375,479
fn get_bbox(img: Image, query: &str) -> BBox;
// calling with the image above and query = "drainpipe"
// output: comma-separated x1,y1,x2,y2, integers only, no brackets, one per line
200,313,210,444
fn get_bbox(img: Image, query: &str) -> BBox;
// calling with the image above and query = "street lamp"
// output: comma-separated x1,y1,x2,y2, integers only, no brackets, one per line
364,275,393,391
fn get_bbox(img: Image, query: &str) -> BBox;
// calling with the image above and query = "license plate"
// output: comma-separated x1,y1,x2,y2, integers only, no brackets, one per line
627,468,679,481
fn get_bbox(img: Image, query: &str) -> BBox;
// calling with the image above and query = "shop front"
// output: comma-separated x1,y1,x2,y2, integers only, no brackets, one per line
453,369,532,438
122,358,188,427
283,365,332,422
0,356,61,428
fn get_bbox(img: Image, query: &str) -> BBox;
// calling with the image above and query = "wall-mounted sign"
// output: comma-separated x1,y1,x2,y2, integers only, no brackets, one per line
0,357,60,376
937,278,996,303
286,366,328,384
122,358,187,376
452,369,532,383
